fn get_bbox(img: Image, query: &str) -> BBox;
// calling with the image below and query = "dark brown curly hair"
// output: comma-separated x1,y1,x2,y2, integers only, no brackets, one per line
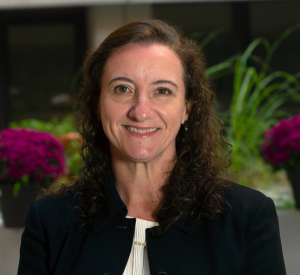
50,19,232,233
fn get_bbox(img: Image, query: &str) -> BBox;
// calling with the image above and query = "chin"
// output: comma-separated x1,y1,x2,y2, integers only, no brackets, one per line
122,144,165,162
125,151,158,163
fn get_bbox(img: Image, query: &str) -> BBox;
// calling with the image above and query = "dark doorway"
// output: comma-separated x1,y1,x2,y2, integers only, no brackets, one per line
0,8,86,129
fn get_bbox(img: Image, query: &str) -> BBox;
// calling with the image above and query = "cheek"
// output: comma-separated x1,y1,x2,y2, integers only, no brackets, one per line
99,100,113,132
100,100,128,129
158,103,186,125
166,110,184,130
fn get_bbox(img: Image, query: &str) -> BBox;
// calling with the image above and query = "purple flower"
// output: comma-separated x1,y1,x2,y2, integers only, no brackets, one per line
262,114,300,168
0,128,66,184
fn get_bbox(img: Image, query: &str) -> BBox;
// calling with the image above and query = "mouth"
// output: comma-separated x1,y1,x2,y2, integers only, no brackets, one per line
123,125,159,134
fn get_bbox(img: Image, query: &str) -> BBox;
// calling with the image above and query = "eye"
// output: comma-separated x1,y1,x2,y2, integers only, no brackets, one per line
114,85,130,93
156,87,172,95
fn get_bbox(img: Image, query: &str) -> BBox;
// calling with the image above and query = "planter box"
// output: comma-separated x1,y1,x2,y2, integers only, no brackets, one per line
0,184,43,227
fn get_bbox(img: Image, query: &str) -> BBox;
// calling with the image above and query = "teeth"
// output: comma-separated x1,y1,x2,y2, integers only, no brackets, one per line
124,126,158,134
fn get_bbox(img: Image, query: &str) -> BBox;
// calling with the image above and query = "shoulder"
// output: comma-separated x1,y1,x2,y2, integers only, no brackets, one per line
28,191,79,233
224,181,268,207
19,190,80,274
220,183,285,274
222,182,276,227
35,191,76,213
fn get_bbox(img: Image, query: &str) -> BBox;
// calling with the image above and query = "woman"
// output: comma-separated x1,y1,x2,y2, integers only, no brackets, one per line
18,20,286,275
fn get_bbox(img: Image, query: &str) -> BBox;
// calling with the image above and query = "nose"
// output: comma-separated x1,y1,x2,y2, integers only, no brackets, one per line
128,92,155,122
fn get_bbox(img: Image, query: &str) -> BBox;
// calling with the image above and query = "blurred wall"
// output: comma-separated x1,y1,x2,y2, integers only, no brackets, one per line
87,4,152,50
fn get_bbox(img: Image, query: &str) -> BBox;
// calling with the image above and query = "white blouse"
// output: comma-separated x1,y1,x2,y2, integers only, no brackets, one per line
123,216,159,275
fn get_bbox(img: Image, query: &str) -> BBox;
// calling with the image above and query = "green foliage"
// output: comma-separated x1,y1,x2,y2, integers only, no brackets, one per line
205,55,237,79
9,114,76,135
201,24,300,200
12,175,29,197
214,24,300,176
64,139,82,178
190,29,238,79
197,26,300,209
189,29,224,49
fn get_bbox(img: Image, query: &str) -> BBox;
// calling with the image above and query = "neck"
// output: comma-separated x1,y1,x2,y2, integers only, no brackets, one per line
111,152,176,222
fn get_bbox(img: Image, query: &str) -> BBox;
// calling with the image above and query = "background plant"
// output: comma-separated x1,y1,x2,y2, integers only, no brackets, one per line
9,114,76,135
9,115,81,179
0,128,66,195
190,29,237,79
262,114,300,171
210,25,300,183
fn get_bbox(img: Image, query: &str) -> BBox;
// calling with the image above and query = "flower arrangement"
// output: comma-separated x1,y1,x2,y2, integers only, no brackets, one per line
262,114,300,171
0,128,66,195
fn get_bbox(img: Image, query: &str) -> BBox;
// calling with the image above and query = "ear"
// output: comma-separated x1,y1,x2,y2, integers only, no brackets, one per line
182,99,192,124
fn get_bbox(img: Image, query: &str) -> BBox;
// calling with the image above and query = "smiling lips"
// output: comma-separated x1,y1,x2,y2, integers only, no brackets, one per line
123,125,159,137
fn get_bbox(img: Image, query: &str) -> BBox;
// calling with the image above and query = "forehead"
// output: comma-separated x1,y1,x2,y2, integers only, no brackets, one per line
102,43,185,83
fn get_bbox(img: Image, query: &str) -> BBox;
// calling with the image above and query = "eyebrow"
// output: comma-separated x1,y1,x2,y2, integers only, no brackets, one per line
108,77,178,90
108,77,134,85
152,80,178,90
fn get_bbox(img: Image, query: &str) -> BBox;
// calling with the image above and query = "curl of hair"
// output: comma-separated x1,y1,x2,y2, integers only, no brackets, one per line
46,20,232,234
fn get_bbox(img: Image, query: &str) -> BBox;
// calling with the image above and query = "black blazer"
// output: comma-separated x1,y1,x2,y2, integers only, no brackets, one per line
18,171,286,275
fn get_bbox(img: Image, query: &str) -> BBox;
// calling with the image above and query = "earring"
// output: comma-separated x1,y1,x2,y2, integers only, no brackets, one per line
183,121,188,131
96,119,101,128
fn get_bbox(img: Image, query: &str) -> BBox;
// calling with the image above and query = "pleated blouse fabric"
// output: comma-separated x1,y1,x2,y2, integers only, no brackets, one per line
123,216,159,275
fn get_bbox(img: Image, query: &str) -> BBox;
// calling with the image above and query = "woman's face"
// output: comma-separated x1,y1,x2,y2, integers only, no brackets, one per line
99,43,190,163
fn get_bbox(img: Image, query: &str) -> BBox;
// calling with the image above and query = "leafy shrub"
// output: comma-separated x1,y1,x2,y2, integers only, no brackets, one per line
221,24,300,176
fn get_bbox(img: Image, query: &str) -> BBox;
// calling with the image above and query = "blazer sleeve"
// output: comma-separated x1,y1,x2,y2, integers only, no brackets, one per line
18,199,49,275
245,196,286,275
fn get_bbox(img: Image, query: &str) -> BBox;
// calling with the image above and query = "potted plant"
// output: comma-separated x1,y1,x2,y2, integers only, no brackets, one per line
9,115,81,179
0,128,66,227
262,114,300,208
